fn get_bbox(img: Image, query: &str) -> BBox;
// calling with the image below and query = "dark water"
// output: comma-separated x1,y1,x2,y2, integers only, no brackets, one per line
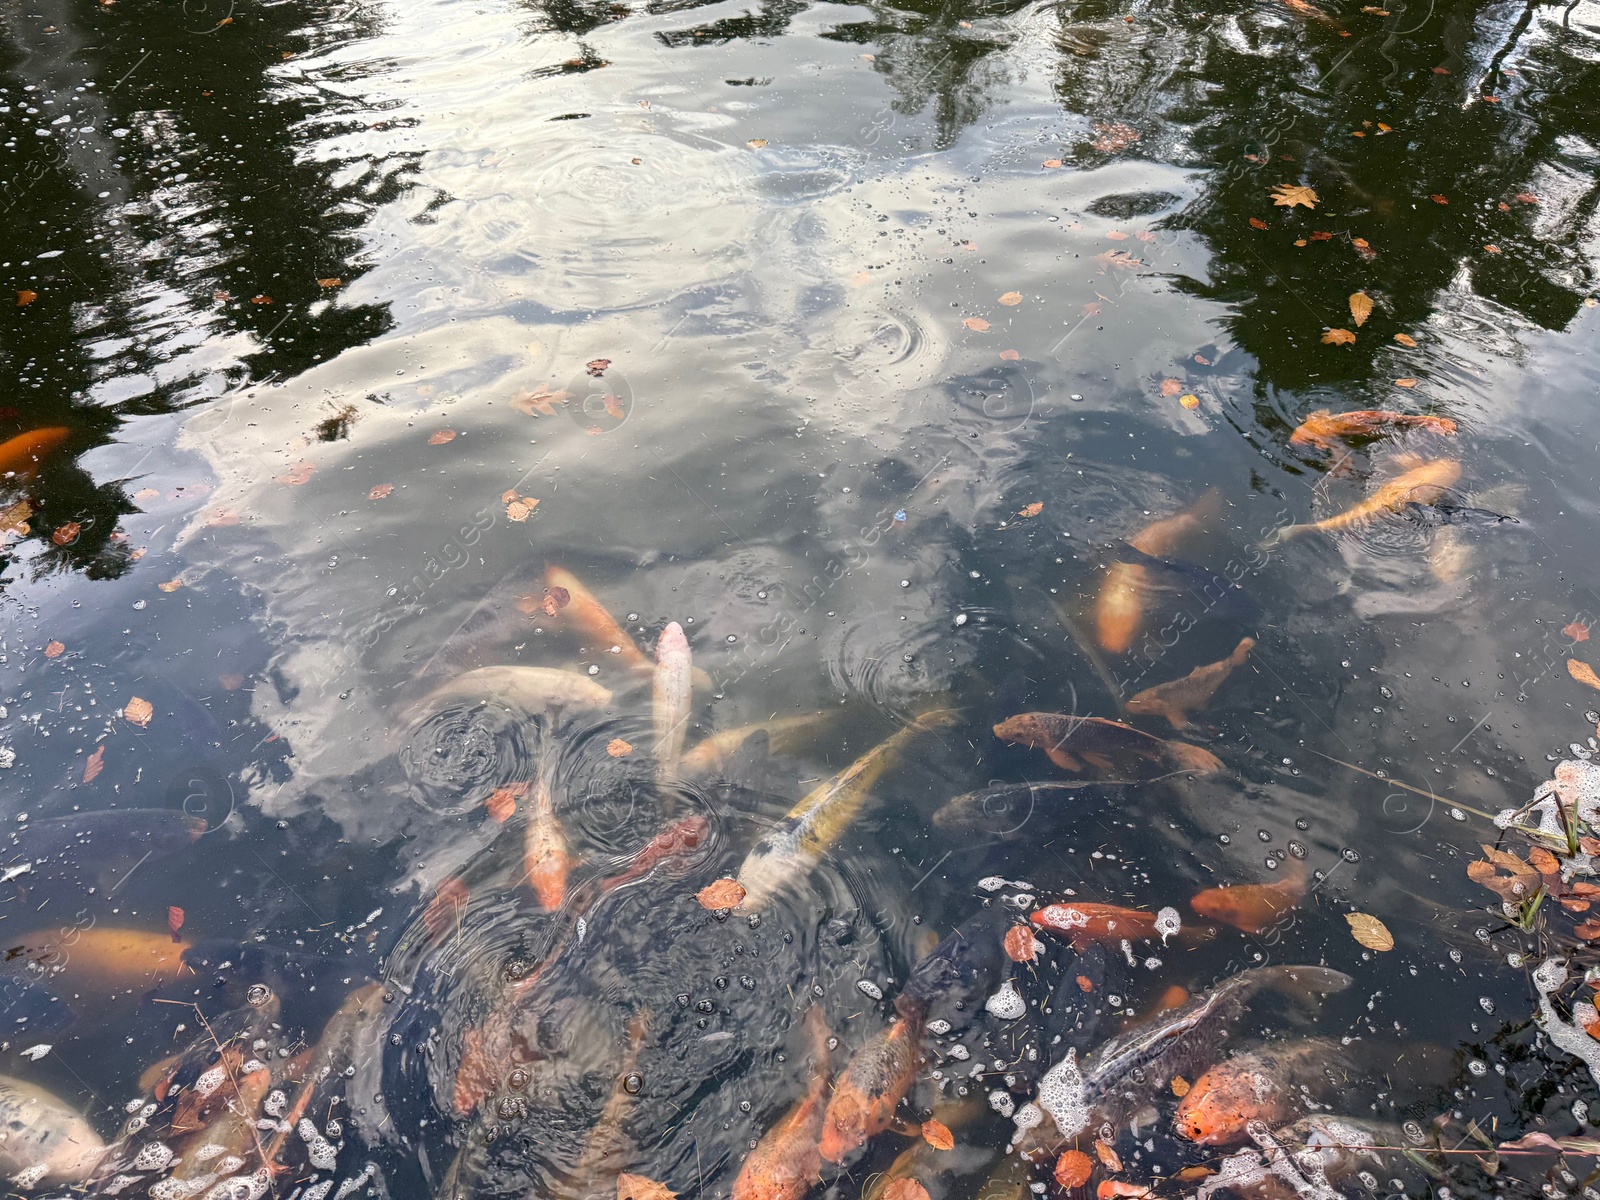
3,0,1600,1196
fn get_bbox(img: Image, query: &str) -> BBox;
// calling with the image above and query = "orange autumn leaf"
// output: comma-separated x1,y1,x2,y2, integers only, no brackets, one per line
963,317,990,332
507,498,537,522
1570,660,1600,691
618,1175,678,1200
250,294,272,304
1135,230,1156,243
1348,291,1373,327
607,738,633,757
16,290,37,307
999,349,1021,361
317,277,342,288
1248,217,1268,230
1294,238,1308,247
167,906,185,940
276,461,316,486
1484,244,1501,254
1004,924,1040,961
51,521,80,546
1019,502,1044,519
1043,159,1063,169
1395,378,1418,388
1097,1184,1150,1200
922,1120,954,1150
1351,237,1376,259
1171,1075,1191,1098
1529,846,1561,875
1516,192,1539,204
1075,974,1094,992
1322,328,1356,346
1105,231,1129,241
697,878,747,911
486,784,525,823
1429,194,1448,204
1309,230,1333,241
1179,394,1200,410
158,579,184,593
1565,621,1591,643
43,640,65,659
124,696,154,727
1394,333,1418,347
83,746,105,784
423,879,470,940
1270,183,1318,209
999,292,1023,306
1159,379,1183,396
1055,1150,1093,1189
1094,1140,1122,1172
428,429,457,445
369,483,394,499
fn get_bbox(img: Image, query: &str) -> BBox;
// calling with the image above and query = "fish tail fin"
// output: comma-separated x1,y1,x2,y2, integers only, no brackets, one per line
1231,636,1257,665
1261,524,1304,548
1166,741,1224,775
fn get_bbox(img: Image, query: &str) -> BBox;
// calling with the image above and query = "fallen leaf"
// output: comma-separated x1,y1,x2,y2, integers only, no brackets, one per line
586,358,611,377
999,349,1021,362
1429,194,1449,205
44,641,65,659
511,387,569,417
882,1181,930,1200
124,696,154,727
1004,924,1041,961
158,579,183,593
369,484,394,499
1529,846,1561,875
1570,660,1600,690
697,878,747,910
603,394,626,421
1082,302,1102,317
1394,333,1418,347
1055,1151,1093,1189
1432,65,1450,74
133,487,161,502
1482,94,1499,103
423,879,470,940
747,138,768,149
1105,231,1129,241
1076,975,1094,992
1160,379,1183,396
168,906,185,940
1377,122,1392,131
1310,230,1333,241
1484,244,1501,254
486,783,526,823
1135,230,1156,242
16,290,36,307
1516,193,1539,204
1171,1075,1191,1098
1248,217,1269,230
1179,394,1200,410
999,292,1023,306
507,500,535,522
250,294,273,304
1567,622,1591,642
963,317,990,332
1346,911,1393,951
1578,920,1600,941
607,738,633,758
219,674,245,690
1019,502,1044,519
1322,328,1356,346
276,461,316,486
922,1120,954,1150
83,746,104,784
204,508,240,527
1270,183,1319,209
427,430,456,445
1094,1140,1122,1171
1349,291,1373,327
1089,121,1140,153
1497,1133,1563,1154
1351,237,1376,260
1294,238,1308,247
317,277,342,289
1176,1168,1213,1182
1351,130,1365,138
1394,378,1418,388
1043,159,1063,169
618,1174,678,1200
51,522,80,546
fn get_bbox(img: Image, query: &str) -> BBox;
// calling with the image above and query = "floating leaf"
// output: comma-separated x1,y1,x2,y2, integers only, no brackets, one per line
83,746,104,784
124,697,154,727
1395,378,1418,388
1429,194,1449,204
963,317,990,332
999,292,1023,306
1515,193,1539,204
1171,1075,1191,1098
44,641,64,659
999,349,1021,362
423,879,470,940
1042,159,1063,169
158,579,183,593
512,387,569,417
0,499,33,540
168,906,185,940
697,878,747,911
1497,1133,1563,1154
369,484,394,499
1321,328,1356,346
607,738,633,758
1484,244,1501,254
1248,217,1269,230
427,430,456,445
1270,183,1319,209
317,277,342,288
1570,660,1600,690
746,138,768,149
586,358,612,377
1179,394,1200,410
1310,230,1333,241
16,290,36,307
1019,502,1044,519
1394,333,1418,347
507,499,536,522
1348,291,1373,327
1094,1141,1122,1171
1076,975,1094,992
1160,379,1183,396
1346,911,1393,951
51,522,80,546
1105,231,1129,241
922,1120,954,1150
618,1175,678,1200
1351,237,1375,259
486,784,524,824
1566,621,1590,643
1055,1151,1093,1189
276,461,316,485
1004,924,1040,961
250,294,273,304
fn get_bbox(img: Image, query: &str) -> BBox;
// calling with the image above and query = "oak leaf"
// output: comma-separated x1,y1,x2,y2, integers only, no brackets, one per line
1270,183,1318,209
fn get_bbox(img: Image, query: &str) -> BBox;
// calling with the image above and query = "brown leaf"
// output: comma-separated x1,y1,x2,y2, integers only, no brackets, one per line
618,1175,677,1200
1248,217,1269,230
507,499,535,522
1094,1140,1123,1171
1055,1150,1093,1189
603,393,626,420
922,1120,954,1150
607,738,633,758
999,291,1023,306
1076,975,1094,992
1160,378,1183,396
1395,378,1419,388
1348,291,1374,327
423,879,470,940
882,1181,930,1200
999,349,1021,362
1004,924,1040,961
1270,183,1319,209
1346,911,1393,951
486,784,526,824
0,499,33,539
1321,328,1357,346
16,289,37,307
1497,1133,1563,1154
276,461,316,486
1310,230,1333,241
168,905,185,940
1571,660,1600,691
1429,194,1449,205
1432,65,1450,74
318,277,342,288
1568,622,1592,643
83,746,105,784
1530,846,1561,875
44,641,65,659
1351,237,1375,259
204,508,240,527
250,294,272,304
1171,1076,1191,1098
124,696,154,727
158,579,183,593
1484,244,1501,254
1135,230,1156,242
962,317,990,332
1577,920,1600,941
427,430,457,445
541,585,569,616
51,521,81,546
586,358,612,377
1105,231,1129,241
369,483,394,500
1394,333,1418,347
512,387,569,417
219,674,245,690
1042,159,1063,169
1515,193,1539,204
697,878,747,911
1019,502,1044,519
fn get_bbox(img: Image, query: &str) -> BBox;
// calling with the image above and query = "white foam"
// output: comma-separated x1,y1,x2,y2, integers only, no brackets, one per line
1037,1047,1088,1139
1155,907,1181,943
133,1142,174,1172
988,1089,1015,1117
985,979,1026,1020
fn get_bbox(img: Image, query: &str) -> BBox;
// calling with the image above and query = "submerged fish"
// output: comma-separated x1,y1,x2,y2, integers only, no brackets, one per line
652,622,692,780
0,427,71,478
899,906,1011,1036
4,809,207,896
735,709,959,911
4,927,190,992
595,813,711,892
0,1076,104,1186
1288,409,1457,451
733,1007,831,1200
408,666,613,721
544,565,652,673
524,776,570,911
1174,1038,1346,1145
1031,902,1159,951
1189,864,1306,934
819,1013,923,1162
569,1013,650,1194
993,712,1222,777
680,712,837,777
931,781,1131,833
1275,457,1461,540
1097,491,1219,653
1125,637,1255,730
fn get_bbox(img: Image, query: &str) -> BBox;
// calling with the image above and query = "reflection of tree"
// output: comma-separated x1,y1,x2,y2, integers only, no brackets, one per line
1043,0,1599,391
0,0,402,578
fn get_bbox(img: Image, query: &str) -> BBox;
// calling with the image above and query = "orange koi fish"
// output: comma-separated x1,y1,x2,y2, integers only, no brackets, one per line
1174,1039,1343,1145
993,712,1222,777
1289,409,1457,451
819,1012,923,1162
0,427,70,478
1276,456,1461,540
733,1007,832,1200
1097,491,1219,653
1189,865,1306,935
524,776,569,910
1126,638,1254,730
544,565,652,672
1031,902,1159,951
6,926,190,991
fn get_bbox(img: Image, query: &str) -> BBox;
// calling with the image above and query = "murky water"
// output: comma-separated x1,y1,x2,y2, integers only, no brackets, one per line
3,0,1600,1195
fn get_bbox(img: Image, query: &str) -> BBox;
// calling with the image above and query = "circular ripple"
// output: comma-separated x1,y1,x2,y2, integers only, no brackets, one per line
398,703,538,816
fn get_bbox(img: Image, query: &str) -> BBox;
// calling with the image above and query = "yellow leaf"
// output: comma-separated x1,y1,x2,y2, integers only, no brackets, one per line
999,292,1023,306
1270,183,1319,209
1346,912,1393,951
1179,394,1200,409
124,696,154,727
1348,291,1373,327
1321,328,1356,346
1394,333,1417,347
1570,660,1600,691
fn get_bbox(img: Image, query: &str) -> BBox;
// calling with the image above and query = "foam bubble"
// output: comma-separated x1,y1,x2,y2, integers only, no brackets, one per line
985,979,1026,1020
1037,1048,1088,1139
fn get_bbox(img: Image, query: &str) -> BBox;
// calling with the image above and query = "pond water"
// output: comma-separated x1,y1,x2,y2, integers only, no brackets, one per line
3,0,1600,1197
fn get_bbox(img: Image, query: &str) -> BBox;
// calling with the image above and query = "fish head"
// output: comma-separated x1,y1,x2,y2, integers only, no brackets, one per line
1174,1055,1290,1145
